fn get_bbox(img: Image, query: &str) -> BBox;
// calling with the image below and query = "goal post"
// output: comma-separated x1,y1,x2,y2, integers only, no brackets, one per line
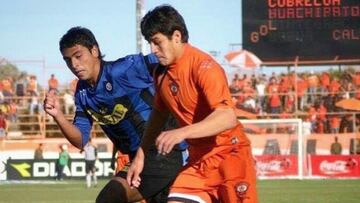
239,118,304,179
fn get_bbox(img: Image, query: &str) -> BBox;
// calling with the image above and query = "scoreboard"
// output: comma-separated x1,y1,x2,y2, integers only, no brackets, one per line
242,0,360,62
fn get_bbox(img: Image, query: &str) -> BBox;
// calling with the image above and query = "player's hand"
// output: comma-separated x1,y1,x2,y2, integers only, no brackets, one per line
126,149,144,188
156,128,186,155
44,89,61,117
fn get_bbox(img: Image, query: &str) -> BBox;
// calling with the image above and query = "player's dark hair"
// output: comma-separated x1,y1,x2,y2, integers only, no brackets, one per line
59,26,104,60
141,4,189,43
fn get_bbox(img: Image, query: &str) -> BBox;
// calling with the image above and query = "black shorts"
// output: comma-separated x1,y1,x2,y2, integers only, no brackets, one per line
117,146,183,200
85,160,96,173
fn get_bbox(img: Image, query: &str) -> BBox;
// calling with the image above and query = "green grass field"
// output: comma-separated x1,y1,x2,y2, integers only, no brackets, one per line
0,179,359,203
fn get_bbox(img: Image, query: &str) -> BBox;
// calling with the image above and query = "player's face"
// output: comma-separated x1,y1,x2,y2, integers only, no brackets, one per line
62,44,100,86
149,31,182,66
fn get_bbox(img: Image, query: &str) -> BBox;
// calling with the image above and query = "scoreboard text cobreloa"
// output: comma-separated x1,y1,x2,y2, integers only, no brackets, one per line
243,0,360,62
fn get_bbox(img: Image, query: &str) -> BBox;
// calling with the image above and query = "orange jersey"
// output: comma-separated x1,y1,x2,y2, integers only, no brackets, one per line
320,72,330,87
154,44,250,157
354,74,360,86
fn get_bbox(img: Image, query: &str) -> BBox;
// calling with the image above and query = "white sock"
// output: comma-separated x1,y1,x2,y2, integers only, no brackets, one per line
93,173,97,185
86,174,91,188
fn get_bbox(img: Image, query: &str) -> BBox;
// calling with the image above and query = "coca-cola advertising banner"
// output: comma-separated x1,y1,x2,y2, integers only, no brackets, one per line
255,155,298,177
309,155,360,177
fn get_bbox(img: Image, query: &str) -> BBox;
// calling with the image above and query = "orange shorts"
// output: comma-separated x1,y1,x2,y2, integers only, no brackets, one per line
115,152,130,174
168,145,258,203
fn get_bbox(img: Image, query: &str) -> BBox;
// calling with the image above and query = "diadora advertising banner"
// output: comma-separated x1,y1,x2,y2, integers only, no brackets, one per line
6,158,114,180
309,155,360,178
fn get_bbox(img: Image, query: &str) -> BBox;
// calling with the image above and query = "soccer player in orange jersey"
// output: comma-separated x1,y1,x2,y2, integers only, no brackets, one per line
127,5,258,203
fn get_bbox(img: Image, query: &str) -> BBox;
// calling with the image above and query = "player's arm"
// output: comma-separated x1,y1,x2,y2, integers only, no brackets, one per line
156,107,237,154
175,107,236,139
44,90,85,149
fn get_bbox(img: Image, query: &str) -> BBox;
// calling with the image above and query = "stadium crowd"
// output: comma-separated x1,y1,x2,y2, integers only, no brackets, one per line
0,73,78,137
230,68,360,134
0,68,359,138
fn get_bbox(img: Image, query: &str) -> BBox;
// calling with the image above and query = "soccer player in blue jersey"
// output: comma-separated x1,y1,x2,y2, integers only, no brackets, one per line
44,26,186,203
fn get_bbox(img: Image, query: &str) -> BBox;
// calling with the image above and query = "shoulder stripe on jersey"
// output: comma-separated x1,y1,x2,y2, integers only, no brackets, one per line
114,96,146,139
144,55,158,75
140,88,153,107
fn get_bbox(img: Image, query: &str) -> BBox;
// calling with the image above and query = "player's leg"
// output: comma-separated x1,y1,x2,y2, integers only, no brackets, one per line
218,146,258,203
97,146,184,203
85,161,92,188
96,176,143,203
167,164,213,203
91,160,97,186
133,146,184,202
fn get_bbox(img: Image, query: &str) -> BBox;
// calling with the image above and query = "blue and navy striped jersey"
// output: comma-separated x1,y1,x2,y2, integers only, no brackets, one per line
73,53,158,156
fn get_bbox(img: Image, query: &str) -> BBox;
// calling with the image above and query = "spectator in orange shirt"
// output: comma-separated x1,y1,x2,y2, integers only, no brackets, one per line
7,100,17,123
296,74,308,111
320,72,330,91
48,74,59,93
279,73,291,106
319,72,330,100
351,71,360,87
307,71,319,104
27,75,38,96
2,77,14,104
330,114,341,134
69,78,79,95
2,77,13,96
329,78,341,97
317,102,328,132
317,102,327,122
308,105,317,133
267,77,281,117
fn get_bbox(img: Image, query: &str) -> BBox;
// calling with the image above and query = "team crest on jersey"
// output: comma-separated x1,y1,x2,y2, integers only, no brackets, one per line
105,82,112,91
235,182,249,197
231,136,239,144
169,81,179,96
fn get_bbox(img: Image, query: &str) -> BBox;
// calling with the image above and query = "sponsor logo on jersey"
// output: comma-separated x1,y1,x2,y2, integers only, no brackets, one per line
87,104,128,125
99,106,108,114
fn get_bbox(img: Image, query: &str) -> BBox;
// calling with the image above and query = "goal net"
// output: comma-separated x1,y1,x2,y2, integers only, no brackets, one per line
240,119,304,179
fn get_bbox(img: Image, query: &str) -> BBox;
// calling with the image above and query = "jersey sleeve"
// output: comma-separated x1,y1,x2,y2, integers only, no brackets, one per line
132,53,157,85
196,59,234,110
73,90,93,147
